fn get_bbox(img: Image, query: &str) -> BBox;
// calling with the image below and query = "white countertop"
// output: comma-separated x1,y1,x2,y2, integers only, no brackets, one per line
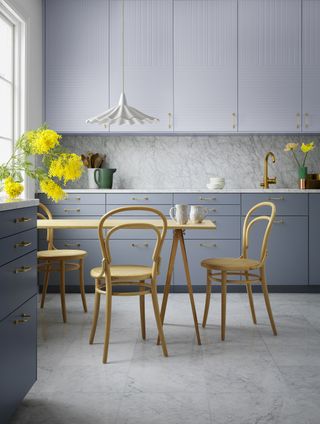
0,198,39,212
57,188,319,194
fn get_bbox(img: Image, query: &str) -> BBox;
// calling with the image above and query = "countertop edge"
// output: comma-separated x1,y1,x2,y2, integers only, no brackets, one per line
0,199,39,212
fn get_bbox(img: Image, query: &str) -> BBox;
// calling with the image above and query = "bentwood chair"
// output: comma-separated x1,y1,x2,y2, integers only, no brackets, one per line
37,203,87,322
89,206,168,364
201,201,277,340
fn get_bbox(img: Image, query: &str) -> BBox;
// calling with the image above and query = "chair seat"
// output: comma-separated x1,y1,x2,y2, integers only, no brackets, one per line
91,265,153,280
201,257,261,271
37,249,87,260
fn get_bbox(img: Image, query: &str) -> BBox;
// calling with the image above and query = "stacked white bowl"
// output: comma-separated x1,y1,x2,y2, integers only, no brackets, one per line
206,177,225,189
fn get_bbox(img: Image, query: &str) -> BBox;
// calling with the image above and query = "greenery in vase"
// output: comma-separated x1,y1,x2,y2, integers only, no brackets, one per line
0,125,83,201
284,142,315,169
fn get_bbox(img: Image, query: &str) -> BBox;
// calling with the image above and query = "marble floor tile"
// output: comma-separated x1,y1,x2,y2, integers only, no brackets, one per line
10,293,320,424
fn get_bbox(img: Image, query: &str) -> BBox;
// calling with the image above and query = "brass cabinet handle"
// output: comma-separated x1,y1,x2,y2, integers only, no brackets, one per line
304,113,309,129
21,314,31,318
14,241,32,248
232,112,237,129
199,197,216,201
15,217,31,223
131,243,149,248
131,197,149,201
268,196,284,201
274,219,284,224
296,113,301,129
64,208,80,212
168,112,172,129
14,266,32,273
207,208,217,213
13,318,29,325
200,243,217,248
66,196,81,201
64,243,81,247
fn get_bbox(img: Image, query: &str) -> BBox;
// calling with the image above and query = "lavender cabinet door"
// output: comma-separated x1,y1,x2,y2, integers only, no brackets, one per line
238,0,301,132
174,0,237,132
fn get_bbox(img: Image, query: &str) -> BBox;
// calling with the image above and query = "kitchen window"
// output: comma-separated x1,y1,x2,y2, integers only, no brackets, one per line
0,1,25,168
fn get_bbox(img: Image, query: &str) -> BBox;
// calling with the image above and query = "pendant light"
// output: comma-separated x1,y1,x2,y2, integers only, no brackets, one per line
86,0,159,127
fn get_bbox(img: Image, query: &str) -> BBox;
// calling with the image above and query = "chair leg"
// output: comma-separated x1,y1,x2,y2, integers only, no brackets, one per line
202,270,212,328
89,280,101,344
40,263,50,309
260,267,277,336
79,258,87,313
221,271,227,341
139,282,146,340
246,279,257,324
102,282,112,364
59,260,67,323
151,284,168,357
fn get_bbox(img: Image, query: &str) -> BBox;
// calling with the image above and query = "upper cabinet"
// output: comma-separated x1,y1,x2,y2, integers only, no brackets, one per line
109,0,173,132
45,0,320,134
174,0,237,132
45,0,109,133
302,0,320,132
238,0,301,132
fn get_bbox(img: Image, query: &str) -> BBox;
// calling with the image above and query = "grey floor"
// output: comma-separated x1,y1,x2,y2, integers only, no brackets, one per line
11,292,320,424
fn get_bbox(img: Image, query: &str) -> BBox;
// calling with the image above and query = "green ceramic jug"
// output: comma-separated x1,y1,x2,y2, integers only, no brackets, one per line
94,168,117,189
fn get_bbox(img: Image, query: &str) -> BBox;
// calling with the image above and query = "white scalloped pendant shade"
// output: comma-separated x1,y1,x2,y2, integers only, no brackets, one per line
86,93,159,127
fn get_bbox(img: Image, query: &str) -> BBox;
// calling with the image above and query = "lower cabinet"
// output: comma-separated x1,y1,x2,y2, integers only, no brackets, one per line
309,194,320,285
174,239,241,286
0,295,37,423
244,216,308,285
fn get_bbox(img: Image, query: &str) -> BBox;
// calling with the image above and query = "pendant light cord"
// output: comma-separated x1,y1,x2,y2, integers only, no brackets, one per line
122,0,125,93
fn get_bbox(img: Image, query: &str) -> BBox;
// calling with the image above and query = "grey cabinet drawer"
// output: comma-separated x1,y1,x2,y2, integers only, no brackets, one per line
0,251,37,321
0,229,37,267
183,216,240,239
309,194,320,284
174,239,241,286
241,193,308,216
37,192,105,205
0,207,37,239
0,295,37,423
174,193,240,205
46,204,106,216
243,216,308,285
38,239,101,287
106,205,170,216
107,193,172,205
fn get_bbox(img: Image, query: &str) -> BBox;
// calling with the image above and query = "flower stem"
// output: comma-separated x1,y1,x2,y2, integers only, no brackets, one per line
292,151,301,168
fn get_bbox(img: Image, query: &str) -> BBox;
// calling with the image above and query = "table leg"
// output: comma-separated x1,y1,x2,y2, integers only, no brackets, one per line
177,230,201,345
157,229,179,345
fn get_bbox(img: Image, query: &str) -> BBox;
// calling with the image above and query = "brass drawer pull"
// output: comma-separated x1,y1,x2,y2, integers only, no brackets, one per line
21,314,31,318
131,197,149,201
200,243,217,248
64,208,80,212
274,219,284,224
296,113,301,129
168,112,172,129
66,196,81,201
15,217,31,223
14,266,32,273
199,197,216,201
232,112,237,129
64,243,81,247
14,241,32,248
131,243,149,248
13,318,29,325
304,113,309,129
208,208,217,213
268,197,284,201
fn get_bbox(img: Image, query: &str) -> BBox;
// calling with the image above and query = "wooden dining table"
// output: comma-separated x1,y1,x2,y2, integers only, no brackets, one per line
37,218,216,344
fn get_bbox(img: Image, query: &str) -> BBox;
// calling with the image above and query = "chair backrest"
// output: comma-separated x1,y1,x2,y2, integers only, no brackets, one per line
37,203,55,250
98,206,168,282
242,201,276,266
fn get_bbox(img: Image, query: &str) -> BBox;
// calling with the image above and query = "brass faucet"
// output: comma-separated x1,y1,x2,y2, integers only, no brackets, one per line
260,152,277,189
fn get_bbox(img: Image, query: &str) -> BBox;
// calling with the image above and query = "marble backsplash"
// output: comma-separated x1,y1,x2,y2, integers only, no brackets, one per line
58,134,320,189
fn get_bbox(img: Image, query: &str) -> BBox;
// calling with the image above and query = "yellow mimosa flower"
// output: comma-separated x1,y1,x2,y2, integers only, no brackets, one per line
49,153,83,184
40,179,66,202
284,143,298,152
301,142,315,153
30,129,61,154
4,177,24,199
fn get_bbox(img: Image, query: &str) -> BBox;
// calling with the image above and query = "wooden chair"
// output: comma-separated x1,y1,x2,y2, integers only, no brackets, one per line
37,203,87,322
201,201,277,340
89,206,168,364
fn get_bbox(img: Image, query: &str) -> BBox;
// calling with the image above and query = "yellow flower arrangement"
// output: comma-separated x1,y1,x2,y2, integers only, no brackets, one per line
301,142,314,153
49,153,83,184
284,141,316,168
0,125,83,202
4,177,24,200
